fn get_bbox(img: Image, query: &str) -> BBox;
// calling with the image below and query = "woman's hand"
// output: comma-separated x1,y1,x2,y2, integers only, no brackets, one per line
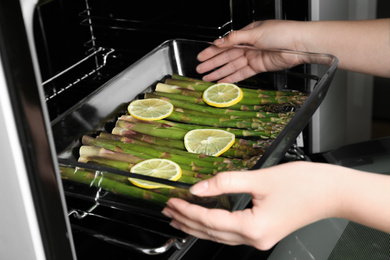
162,161,343,250
163,160,390,250
196,20,307,83
197,19,390,79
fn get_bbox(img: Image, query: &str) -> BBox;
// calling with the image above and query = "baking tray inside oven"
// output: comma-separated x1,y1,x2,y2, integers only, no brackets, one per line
52,39,337,257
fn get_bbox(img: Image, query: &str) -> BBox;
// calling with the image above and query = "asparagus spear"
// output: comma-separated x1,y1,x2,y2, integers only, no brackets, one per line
170,74,306,97
165,77,307,101
152,91,297,113
238,95,307,106
79,145,145,164
173,106,293,120
155,83,203,98
167,111,285,134
82,135,232,170
121,114,283,133
165,78,212,92
60,166,169,206
153,90,206,104
112,127,186,150
234,138,274,150
144,93,292,121
115,119,188,140
155,118,283,139
221,147,264,159
79,156,134,171
158,82,304,100
78,156,208,185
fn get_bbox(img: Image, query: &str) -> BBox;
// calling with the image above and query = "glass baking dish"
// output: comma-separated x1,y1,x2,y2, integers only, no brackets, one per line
52,39,338,215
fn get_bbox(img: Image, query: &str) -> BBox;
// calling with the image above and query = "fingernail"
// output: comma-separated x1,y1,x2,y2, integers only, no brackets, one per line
214,37,224,45
161,209,172,218
190,180,209,195
166,200,175,210
170,221,181,230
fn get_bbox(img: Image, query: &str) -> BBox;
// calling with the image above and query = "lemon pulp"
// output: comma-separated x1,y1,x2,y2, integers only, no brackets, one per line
184,129,235,157
128,98,173,121
129,159,182,189
202,83,243,108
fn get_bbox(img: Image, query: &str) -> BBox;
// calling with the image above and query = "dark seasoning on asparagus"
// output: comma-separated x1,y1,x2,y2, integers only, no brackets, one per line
60,74,308,210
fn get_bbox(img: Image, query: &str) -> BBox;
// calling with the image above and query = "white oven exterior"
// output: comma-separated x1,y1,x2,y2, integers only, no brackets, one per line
0,0,76,259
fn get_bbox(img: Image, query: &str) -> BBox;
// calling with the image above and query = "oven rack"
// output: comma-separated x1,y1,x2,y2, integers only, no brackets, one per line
58,160,203,257
43,47,111,100
79,9,232,42
43,47,135,121
67,196,191,256
59,161,194,257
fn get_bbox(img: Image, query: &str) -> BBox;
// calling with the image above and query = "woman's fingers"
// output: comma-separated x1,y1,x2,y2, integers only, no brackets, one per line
164,198,237,231
197,47,244,72
215,29,261,49
199,55,249,82
197,45,226,62
189,171,258,197
162,198,251,245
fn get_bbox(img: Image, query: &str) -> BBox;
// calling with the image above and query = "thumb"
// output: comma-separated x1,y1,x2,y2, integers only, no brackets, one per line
190,170,256,197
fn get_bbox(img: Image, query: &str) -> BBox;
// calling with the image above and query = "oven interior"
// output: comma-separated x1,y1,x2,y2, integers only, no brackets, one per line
35,0,309,122
32,0,334,259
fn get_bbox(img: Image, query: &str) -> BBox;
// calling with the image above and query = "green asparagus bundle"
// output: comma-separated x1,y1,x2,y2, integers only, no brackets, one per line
64,74,308,209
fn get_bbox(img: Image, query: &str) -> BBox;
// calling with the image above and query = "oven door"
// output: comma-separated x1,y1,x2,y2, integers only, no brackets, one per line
0,0,76,259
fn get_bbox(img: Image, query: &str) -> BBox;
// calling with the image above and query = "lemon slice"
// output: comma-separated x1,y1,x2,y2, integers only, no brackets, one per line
184,129,235,157
129,159,182,189
202,83,243,107
128,98,173,121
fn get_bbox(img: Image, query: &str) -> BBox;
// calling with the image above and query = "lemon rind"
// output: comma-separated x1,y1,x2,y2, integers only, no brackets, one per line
202,83,243,108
